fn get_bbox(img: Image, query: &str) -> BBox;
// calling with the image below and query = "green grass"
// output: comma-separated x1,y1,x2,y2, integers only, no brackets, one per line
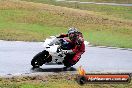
76,4,132,20
21,1,132,23
25,0,132,21
0,0,132,48
0,22,66,41
66,0,132,4
0,74,132,88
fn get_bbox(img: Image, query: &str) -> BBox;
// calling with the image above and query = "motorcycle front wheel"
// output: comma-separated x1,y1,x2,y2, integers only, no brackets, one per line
31,50,51,68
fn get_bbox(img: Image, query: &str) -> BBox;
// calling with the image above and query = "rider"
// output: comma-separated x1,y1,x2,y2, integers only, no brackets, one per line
57,27,85,66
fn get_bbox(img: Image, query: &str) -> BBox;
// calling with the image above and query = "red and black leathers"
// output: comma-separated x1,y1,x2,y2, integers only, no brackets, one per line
58,32,85,65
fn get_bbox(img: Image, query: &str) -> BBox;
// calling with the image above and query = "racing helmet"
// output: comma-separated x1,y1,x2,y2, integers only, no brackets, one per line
68,27,78,41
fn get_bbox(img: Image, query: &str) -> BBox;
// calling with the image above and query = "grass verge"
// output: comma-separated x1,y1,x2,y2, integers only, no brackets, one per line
0,73,132,88
0,0,132,48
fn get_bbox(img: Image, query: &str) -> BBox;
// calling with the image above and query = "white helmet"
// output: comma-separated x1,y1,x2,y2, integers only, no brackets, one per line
68,27,78,41
68,27,78,35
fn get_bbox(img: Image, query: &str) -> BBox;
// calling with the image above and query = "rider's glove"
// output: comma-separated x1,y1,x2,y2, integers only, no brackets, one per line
62,50,68,54
62,50,74,54
66,50,73,53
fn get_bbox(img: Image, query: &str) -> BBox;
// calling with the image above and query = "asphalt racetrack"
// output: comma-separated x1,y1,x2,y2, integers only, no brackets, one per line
0,40,132,76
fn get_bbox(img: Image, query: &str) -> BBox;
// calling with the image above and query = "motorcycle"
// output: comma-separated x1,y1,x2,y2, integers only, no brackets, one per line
31,36,89,68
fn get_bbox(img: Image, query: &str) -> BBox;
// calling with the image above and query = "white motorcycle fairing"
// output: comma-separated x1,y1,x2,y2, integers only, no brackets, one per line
31,36,89,68
43,36,89,65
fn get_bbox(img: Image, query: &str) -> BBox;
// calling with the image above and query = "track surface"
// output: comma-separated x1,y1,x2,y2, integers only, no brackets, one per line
0,41,132,75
